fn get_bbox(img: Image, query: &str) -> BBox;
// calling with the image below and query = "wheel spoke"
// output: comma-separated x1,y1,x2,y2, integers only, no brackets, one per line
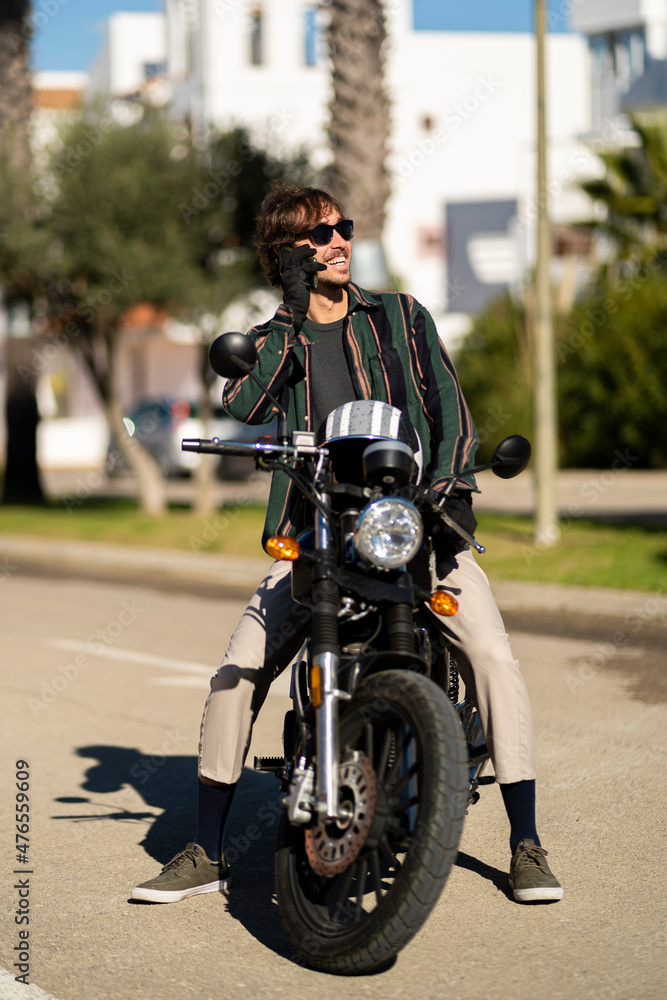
364,722,374,760
392,794,419,815
369,849,384,908
333,861,357,926
353,861,367,919
379,834,400,871
336,860,355,903
375,728,393,781
391,758,419,796
385,727,412,778
386,816,409,840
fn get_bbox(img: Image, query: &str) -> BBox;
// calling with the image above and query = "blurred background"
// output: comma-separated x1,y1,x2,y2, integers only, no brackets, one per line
1,0,665,519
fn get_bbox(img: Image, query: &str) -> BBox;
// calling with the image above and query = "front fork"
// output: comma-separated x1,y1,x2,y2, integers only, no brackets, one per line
306,508,417,822
311,504,348,821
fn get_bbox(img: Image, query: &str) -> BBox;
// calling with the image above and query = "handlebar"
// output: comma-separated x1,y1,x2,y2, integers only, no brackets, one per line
181,437,321,460
181,438,262,458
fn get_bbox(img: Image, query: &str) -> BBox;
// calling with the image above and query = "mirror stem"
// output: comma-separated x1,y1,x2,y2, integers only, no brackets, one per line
231,356,291,445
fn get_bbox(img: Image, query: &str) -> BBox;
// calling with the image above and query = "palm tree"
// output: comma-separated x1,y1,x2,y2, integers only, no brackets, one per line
0,0,45,504
0,1,32,171
322,0,392,285
578,111,667,264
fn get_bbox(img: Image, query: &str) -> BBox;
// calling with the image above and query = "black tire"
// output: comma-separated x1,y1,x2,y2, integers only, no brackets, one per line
274,669,468,975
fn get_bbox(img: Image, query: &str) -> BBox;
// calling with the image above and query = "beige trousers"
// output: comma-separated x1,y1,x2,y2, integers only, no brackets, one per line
198,549,536,786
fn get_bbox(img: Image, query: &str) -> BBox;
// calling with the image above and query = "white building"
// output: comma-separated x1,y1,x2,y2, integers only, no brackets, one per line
28,1,648,469
572,0,667,129
86,11,167,102
85,1,597,340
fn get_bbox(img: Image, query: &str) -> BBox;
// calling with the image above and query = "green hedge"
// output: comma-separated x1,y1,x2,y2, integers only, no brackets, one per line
455,267,667,469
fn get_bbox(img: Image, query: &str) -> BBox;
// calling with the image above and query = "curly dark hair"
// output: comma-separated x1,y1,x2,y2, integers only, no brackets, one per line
253,180,346,287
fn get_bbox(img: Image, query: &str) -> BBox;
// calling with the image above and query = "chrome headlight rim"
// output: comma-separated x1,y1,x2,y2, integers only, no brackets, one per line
354,497,423,570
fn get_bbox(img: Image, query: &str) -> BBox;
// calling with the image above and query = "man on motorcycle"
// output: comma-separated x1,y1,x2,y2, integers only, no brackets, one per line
132,181,563,906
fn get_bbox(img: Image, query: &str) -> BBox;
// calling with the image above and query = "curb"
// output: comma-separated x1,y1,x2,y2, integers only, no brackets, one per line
0,534,272,596
2,533,665,624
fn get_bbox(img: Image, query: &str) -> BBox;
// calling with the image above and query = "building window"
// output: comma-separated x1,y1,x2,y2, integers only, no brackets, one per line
417,225,445,258
590,33,612,79
305,6,318,66
626,28,645,79
250,6,263,66
144,61,167,80
590,27,645,85
589,27,645,127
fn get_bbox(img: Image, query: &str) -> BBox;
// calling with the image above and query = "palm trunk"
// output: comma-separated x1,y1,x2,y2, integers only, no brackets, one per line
323,0,391,239
0,1,32,173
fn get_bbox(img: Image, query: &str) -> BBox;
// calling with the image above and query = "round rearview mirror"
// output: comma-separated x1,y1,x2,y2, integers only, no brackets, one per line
491,435,531,479
209,333,258,378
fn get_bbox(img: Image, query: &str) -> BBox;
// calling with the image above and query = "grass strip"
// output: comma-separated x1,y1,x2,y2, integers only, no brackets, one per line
1,502,665,592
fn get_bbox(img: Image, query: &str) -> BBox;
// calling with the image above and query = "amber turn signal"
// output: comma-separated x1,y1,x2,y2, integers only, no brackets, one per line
430,590,458,616
266,536,300,561
310,664,322,708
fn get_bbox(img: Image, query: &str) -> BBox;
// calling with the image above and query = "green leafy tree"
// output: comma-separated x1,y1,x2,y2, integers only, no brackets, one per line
455,294,533,464
46,111,217,514
578,111,667,264
458,114,667,474
456,274,667,471
46,113,305,514
173,124,310,512
558,268,667,468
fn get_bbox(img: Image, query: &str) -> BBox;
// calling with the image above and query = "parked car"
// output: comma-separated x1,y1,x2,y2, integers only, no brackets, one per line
107,397,273,479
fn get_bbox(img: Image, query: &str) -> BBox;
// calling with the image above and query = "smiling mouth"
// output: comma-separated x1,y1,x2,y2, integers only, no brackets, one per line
326,255,348,267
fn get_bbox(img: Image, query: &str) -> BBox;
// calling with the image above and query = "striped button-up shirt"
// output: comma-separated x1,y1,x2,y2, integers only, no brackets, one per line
223,283,478,548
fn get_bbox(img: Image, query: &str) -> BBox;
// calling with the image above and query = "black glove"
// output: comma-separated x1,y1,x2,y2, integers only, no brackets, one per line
279,245,326,330
442,490,477,539
427,488,478,560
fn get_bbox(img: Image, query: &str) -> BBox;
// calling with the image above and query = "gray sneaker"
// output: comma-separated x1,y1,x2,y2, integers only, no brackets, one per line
131,843,230,903
509,839,563,903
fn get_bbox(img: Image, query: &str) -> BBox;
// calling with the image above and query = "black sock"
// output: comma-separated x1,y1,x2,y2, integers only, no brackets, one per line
499,779,540,854
195,780,237,862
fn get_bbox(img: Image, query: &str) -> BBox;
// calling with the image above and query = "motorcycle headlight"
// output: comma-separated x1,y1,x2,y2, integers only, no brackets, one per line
354,498,423,569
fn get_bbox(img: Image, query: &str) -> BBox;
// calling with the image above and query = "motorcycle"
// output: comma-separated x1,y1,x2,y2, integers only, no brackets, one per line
182,332,531,975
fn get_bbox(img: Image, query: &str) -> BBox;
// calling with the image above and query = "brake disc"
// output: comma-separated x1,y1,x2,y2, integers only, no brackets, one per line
304,750,377,878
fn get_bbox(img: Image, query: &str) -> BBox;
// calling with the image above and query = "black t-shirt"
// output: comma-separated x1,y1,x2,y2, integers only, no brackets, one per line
302,317,357,435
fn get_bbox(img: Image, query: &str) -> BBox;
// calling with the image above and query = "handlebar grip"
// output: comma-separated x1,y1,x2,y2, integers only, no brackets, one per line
181,438,259,457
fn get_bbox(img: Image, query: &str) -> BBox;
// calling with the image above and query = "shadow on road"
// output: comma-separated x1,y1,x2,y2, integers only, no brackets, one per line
52,744,475,970
455,851,513,900
52,745,199,862
53,745,299,961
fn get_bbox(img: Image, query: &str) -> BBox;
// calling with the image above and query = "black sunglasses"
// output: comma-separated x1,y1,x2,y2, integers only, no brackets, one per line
295,219,354,246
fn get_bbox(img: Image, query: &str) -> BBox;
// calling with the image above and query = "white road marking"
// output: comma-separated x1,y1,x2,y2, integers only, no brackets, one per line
43,638,292,695
44,638,212,676
0,968,62,1000
150,676,212,687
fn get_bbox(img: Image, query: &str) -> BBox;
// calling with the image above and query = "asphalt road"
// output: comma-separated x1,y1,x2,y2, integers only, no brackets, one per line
1,569,666,1000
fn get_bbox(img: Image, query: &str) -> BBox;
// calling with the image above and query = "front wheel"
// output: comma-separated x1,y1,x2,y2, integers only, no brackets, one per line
274,670,468,975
